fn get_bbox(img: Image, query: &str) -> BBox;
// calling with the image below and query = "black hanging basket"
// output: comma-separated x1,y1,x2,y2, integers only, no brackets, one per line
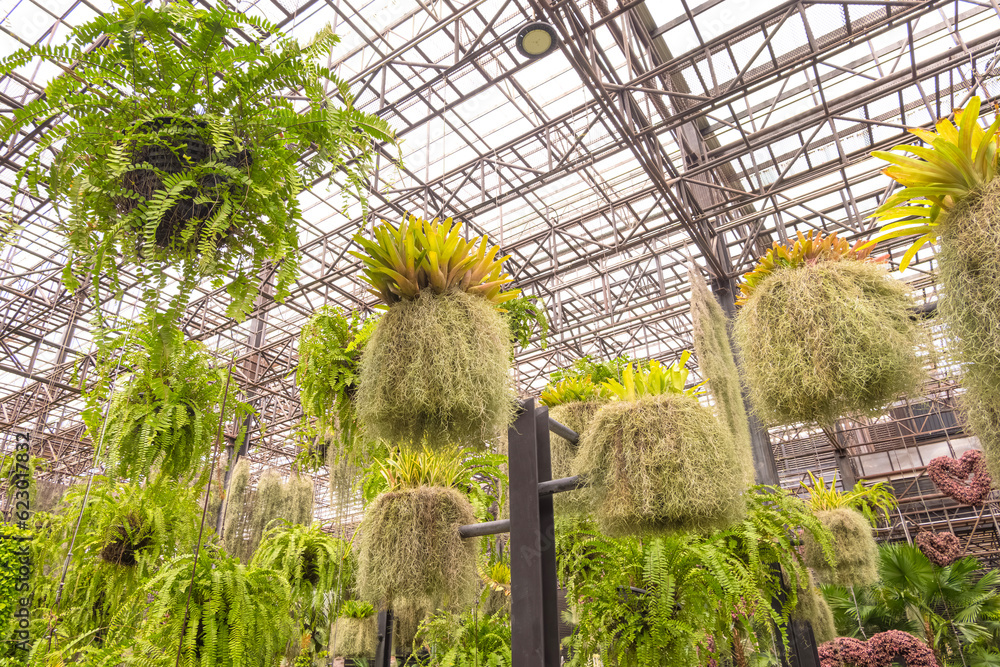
117,116,253,252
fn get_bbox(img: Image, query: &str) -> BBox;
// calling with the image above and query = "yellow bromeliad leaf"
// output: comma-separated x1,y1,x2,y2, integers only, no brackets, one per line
602,354,706,401
350,213,520,306
865,97,1000,270
736,230,883,306
539,377,604,407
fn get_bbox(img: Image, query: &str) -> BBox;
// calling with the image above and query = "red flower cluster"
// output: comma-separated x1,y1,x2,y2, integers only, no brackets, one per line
915,531,963,567
927,450,991,505
818,631,939,667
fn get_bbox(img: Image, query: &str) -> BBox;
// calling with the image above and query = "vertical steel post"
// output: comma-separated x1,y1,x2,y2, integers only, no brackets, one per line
535,405,560,666
375,609,393,667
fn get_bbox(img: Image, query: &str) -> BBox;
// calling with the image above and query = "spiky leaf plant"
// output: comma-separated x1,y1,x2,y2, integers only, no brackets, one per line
870,97,1000,484
296,307,377,455
136,548,293,667
733,230,922,427
95,321,250,481
252,522,353,662
801,471,899,527
539,377,605,407
356,447,480,614
0,1,395,323
356,287,516,449
573,353,753,536
332,600,378,660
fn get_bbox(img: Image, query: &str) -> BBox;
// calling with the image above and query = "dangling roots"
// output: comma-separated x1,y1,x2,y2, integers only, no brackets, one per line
734,260,922,427
356,289,515,449
549,401,605,517
573,393,751,536
802,508,879,588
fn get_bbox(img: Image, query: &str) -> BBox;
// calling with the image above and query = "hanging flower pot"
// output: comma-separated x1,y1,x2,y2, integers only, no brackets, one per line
802,508,879,587
0,1,396,322
870,98,1000,482
572,353,753,536
733,231,922,427
353,215,518,449
332,600,378,662
356,449,480,612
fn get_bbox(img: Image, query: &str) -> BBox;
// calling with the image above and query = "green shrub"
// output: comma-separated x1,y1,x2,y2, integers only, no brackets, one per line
734,259,922,426
356,289,515,449
803,508,879,588
356,486,479,612
573,392,751,536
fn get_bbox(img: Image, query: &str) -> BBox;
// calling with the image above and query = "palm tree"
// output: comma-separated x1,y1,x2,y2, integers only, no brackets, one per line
822,542,1000,665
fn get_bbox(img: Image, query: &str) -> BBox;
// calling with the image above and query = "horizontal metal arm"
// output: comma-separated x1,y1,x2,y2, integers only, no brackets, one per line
544,414,579,446
458,474,588,538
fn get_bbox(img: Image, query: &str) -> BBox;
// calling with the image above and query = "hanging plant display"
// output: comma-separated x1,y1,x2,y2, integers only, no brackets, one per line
799,472,894,587
915,531,963,567
0,1,395,322
869,98,1000,482
818,631,940,667
332,600,378,662
352,215,518,448
572,353,753,536
733,230,922,427
539,377,606,517
791,574,836,645
96,321,250,482
926,449,992,505
356,448,480,613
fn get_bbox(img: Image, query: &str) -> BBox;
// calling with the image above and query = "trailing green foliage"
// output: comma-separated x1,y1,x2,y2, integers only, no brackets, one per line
333,614,378,659
503,292,549,350
95,321,249,481
248,471,299,557
28,478,200,654
792,572,836,644
556,487,829,667
689,266,752,454
296,307,377,452
356,486,480,612
135,549,293,666
356,289,515,449
252,522,353,661
800,472,899,526
734,259,922,426
222,458,253,560
573,391,752,536
822,542,1000,666
222,464,312,562
412,611,512,666
0,524,31,641
0,1,395,322
549,356,633,387
803,508,879,588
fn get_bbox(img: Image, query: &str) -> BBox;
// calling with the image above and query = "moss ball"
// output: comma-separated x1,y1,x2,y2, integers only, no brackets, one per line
572,393,751,536
940,178,1000,482
733,260,922,427
803,508,879,588
549,401,605,517
333,615,378,659
356,486,479,611
356,289,515,449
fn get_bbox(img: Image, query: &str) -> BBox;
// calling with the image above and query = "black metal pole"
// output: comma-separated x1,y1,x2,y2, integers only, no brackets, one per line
375,609,393,667
534,405,560,667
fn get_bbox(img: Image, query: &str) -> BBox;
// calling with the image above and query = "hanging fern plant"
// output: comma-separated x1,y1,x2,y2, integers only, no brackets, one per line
137,548,293,667
0,0,396,323
93,321,250,481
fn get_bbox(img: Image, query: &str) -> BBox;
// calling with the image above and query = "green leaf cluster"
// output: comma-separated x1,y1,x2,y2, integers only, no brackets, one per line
602,352,706,402
800,471,899,526
0,524,31,642
549,355,633,387
502,292,549,350
0,0,396,323
94,322,250,482
411,610,512,667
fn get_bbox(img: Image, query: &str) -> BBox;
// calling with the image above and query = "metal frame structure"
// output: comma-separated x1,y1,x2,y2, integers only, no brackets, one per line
1,0,1000,536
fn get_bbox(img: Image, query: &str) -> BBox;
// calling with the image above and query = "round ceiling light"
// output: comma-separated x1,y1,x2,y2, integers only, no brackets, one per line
516,22,557,59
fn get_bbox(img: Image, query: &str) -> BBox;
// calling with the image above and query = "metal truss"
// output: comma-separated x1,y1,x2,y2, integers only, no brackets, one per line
2,0,1000,534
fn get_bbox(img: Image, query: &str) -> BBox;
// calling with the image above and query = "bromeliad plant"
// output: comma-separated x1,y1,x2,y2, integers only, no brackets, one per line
869,97,1000,485
332,600,378,660
733,230,922,427
799,473,891,588
0,1,395,323
573,353,753,536
539,377,605,407
353,215,518,449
